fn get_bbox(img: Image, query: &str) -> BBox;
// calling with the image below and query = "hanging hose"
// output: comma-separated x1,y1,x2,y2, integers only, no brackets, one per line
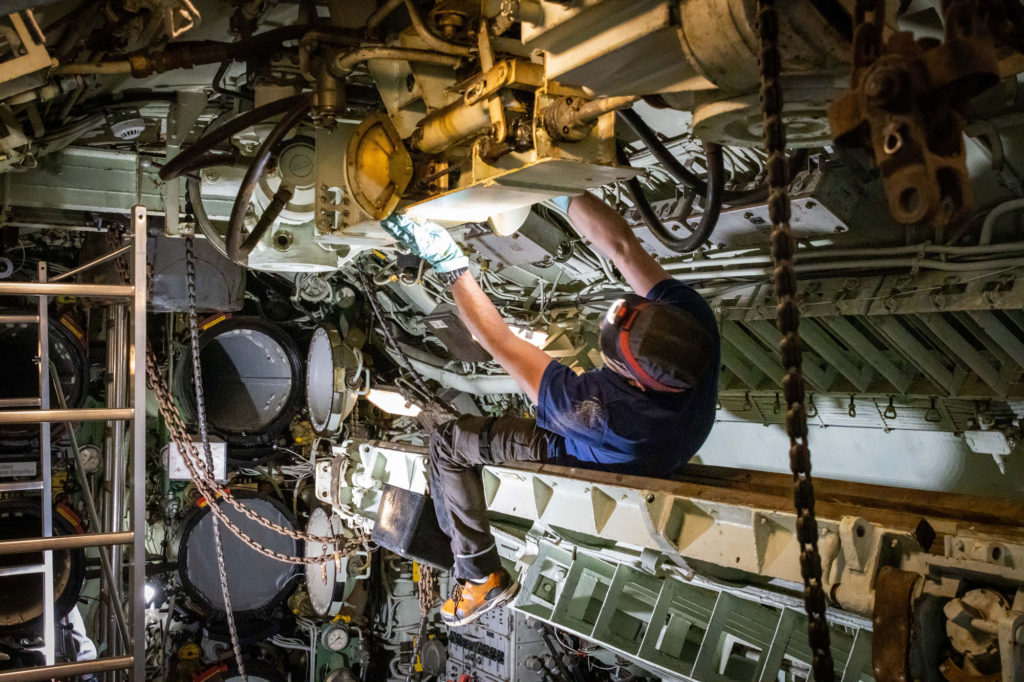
621,140,724,253
618,108,809,205
159,95,306,182
226,94,313,264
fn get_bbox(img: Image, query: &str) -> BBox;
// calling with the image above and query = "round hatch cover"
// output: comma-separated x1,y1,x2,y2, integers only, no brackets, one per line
304,507,347,617
305,324,358,436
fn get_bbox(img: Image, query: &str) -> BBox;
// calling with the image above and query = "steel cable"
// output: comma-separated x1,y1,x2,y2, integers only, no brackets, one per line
185,234,246,681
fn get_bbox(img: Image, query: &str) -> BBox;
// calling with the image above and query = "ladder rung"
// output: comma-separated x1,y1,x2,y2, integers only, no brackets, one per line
0,655,133,681
0,398,41,408
0,407,134,424
0,531,134,555
0,481,43,493
0,282,134,298
0,314,39,324
0,564,45,577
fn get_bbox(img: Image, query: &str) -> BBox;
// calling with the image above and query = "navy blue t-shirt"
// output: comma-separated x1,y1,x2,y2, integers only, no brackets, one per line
536,279,719,477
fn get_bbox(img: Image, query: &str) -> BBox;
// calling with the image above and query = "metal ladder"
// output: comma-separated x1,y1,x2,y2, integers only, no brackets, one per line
0,207,147,681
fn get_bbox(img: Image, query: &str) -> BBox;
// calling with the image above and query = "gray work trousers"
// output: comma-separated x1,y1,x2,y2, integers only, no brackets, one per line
428,415,561,580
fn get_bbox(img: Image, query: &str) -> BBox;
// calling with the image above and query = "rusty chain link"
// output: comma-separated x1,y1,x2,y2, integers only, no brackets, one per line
405,563,437,682
146,343,361,564
106,218,364,565
755,2,836,680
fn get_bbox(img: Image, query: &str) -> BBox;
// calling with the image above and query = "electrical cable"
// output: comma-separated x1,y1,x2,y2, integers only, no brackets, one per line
355,267,438,401
213,60,254,101
619,108,768,205
620,141,724,253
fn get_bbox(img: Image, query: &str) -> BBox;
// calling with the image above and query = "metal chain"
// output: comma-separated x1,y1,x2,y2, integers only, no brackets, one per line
109,226,364,563
146,346,362,564
185,234,247,682
406,563,437,682
755,2,835,680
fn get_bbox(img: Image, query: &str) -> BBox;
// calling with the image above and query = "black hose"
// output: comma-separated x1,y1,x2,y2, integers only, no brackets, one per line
167,148,239,177
622,140,724,253
159,95,305,182
619,108,779,205
226,94,312,263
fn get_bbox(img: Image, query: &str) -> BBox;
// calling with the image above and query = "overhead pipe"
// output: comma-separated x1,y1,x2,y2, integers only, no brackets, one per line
979,197,1024,245
410,98,492,153
661,240,1024,270
366,0,405,30
330,46,462,76
662,256,1024,281
401,0,474,57
56,25,357,78
406,359,521,395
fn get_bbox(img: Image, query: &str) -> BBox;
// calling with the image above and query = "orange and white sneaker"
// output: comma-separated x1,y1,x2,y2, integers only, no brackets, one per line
441,569,519,627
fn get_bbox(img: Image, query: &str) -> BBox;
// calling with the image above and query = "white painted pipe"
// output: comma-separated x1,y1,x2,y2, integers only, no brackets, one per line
663,256,1024,281
979,198,1024,245
407,359,521,395
668,241,1024,270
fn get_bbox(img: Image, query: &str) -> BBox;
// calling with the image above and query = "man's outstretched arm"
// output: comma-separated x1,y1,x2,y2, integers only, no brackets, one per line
449,271,551,403
379,215,551,403
566,192,671,296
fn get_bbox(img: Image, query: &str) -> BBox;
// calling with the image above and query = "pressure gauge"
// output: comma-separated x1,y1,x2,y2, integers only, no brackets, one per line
77,445,102,474
321,625,350,652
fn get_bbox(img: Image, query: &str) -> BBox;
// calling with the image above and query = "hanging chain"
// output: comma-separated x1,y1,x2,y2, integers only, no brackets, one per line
755,2,835,680
146,344,362,563
111,222,365,564
185,234,247,682
406,563,437,682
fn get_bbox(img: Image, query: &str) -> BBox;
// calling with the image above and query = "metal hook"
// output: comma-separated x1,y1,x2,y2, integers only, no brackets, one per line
848,395,857,418
925,397,942,422
773,392,781,415
807,394,818,418
743,391,752,411
883,396,897,420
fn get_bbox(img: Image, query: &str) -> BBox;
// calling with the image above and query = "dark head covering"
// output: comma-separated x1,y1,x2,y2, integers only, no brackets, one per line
599,294,715,392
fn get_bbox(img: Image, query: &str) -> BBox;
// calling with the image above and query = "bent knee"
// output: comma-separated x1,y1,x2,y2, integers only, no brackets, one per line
429,418,459,458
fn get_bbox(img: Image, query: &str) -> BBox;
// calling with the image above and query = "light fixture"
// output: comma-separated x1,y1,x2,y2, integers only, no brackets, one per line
366,388,422,417
144,583,156,604
509,324,549,349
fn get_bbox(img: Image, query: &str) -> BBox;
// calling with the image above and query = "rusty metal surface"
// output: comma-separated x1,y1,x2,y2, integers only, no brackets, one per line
939,658,1002,682
873,566,923,682
828,0,1000,228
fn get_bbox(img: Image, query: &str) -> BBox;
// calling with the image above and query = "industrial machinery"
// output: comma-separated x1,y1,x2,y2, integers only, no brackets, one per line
0,0,1022,681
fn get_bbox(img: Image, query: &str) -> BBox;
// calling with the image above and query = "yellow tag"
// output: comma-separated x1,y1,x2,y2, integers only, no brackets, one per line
179,643,200,660
412,561,421,583
200,314,227,331
414,661,423,672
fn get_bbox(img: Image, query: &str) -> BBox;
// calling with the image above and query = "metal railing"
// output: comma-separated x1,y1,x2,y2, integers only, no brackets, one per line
0,206,148,681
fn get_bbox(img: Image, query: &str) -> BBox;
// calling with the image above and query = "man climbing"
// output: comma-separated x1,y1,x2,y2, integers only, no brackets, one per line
381,192,720,627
